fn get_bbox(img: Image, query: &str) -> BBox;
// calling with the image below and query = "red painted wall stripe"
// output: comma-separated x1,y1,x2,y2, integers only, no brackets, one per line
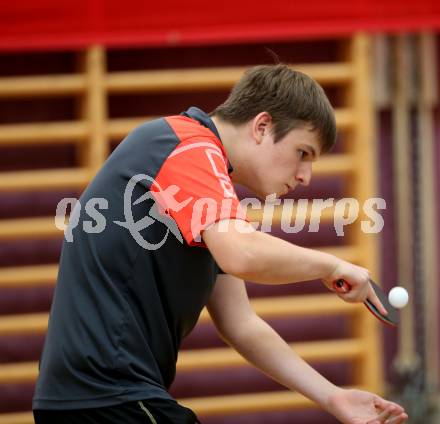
0,0,439,51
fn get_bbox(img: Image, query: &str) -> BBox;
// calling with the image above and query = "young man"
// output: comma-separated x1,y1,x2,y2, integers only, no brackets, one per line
33,65,408,423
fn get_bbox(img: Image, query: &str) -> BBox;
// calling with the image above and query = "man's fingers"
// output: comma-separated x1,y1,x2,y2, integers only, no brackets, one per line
376,405,408,423
372,397,407,423
373,396,393,410
368,285,388,316
387,402,405,414
386,413,408,423
385,415,407,424
375,405,395,421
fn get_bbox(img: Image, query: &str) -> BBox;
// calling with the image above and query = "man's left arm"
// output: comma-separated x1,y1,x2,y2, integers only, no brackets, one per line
206,273,338,409
206,274,407,423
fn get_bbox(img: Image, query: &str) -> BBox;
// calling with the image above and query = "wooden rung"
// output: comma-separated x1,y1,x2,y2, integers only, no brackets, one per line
0,294,360,335
295,63,354,85
0,339,364,383
0,121,88,145
107,109,354,141
0,361,38,384
319,245,361,264
106,63,353,93
183,386,362,416
0,217,63,239
247,294,361,318
0,155,348,192
199,294,360,323
109,109,354,139
0,168,90,192
0,264,58,288
0,412,34,424
177,338,364,371
0,119,353,147
0,313,49,335
187,391,311,416
314,154,355,175
0,338,363,384
0,387,364,423
335,108,355,130
0,247,357,288
0,75,86,98
247,202,346,225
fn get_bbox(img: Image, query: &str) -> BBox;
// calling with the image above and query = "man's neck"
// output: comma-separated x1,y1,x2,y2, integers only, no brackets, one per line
210,116,245,184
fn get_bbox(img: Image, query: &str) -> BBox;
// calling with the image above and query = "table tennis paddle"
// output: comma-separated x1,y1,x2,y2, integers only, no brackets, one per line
334,279,399,327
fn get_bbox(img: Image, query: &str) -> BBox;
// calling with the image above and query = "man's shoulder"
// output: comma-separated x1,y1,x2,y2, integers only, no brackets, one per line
165,114,219,144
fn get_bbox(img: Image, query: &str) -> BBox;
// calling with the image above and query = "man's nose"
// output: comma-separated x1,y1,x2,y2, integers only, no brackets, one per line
295,162,312,186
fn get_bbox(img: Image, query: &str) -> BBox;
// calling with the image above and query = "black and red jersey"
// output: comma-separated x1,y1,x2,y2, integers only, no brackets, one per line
33,107,245,410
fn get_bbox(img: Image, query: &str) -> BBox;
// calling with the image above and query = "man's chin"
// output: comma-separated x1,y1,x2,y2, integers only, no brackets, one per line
261,191,282,201
241,185,281,201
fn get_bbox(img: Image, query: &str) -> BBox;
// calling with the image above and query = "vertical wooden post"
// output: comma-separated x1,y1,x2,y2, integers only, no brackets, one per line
416,32,439,390
345,33,383,393
392,34,417,371
79,45,108,176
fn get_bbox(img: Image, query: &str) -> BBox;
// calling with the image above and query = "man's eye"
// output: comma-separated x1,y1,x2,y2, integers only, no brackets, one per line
298,150,307,158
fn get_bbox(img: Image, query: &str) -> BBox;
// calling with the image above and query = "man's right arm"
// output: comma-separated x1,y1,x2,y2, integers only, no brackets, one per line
203,219,338,284
202,219,384,309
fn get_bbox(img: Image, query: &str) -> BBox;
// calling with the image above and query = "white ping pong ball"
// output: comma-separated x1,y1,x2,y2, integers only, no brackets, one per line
388,286,409,309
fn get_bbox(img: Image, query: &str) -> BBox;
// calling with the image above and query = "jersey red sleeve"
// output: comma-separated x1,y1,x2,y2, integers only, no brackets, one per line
151,138,247,246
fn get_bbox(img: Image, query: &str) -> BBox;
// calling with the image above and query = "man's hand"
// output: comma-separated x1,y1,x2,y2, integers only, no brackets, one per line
325,388,408,424
322,259,388,316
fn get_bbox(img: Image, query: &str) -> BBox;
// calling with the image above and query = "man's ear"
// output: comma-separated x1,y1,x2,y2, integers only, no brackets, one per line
252,112,272,144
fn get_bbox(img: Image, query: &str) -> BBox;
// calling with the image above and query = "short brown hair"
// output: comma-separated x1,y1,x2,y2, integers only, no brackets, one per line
211,64,336,153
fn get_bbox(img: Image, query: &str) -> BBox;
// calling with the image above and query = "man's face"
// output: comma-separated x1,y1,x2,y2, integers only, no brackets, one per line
245,125,321,199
